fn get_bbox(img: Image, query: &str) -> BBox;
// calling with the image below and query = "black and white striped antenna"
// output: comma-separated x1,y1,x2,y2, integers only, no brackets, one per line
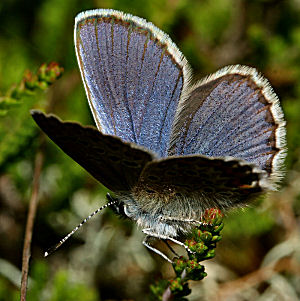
44,197,118,257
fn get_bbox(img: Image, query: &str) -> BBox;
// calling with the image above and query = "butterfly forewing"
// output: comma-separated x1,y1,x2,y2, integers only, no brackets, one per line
169,66,286,185
31,110,155,192
75,9,190,157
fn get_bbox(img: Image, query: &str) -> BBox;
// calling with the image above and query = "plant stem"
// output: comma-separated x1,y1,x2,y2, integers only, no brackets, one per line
20,149,44,301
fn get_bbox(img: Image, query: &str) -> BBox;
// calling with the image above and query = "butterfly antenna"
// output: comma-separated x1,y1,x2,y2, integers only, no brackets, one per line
44,197,118,257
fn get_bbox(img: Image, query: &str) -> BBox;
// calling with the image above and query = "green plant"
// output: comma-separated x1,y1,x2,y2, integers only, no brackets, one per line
150,208,224,300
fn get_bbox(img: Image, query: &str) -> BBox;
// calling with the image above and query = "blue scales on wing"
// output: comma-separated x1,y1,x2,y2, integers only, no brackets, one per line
168,67,286,183
75,10,188,157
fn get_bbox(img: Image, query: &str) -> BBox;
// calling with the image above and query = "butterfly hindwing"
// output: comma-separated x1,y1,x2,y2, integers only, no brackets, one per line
31,110,155,192
169,66,286,186
75,9,191,157
133,155,268,217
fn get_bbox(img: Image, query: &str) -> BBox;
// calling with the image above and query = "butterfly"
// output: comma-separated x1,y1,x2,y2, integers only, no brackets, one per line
31,9,286,262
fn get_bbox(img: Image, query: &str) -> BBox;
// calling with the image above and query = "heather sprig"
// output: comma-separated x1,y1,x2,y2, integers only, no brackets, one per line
150,208,224,300
0,62,63,116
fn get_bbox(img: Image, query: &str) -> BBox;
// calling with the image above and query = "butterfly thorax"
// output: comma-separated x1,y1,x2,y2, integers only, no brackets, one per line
118,182,207,237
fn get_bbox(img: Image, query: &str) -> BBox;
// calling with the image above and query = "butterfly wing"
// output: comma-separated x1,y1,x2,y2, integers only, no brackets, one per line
169,66,286,186
31,110,155,192
134,155,268,218
74,9,191,157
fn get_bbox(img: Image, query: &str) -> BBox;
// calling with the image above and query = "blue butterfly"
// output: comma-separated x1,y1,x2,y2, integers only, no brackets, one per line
32,9,286,261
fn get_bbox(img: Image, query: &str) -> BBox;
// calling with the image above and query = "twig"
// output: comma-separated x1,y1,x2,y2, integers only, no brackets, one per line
162,287,172,301
20,149,44,301
13,62,63,300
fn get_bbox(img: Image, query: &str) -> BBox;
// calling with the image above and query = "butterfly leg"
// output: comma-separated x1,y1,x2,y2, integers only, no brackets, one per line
142,235,173,263
142,229,195,255
160,216,203,226
163,240,179,257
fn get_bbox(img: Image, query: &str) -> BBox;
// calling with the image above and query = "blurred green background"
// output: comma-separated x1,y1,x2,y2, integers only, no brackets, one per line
0,0,300,300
